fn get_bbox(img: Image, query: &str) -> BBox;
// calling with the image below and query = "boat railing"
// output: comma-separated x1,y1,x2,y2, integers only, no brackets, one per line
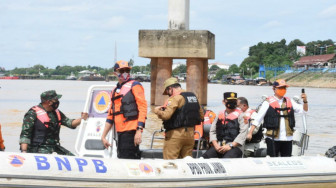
149,129,164,149
293,95,310,156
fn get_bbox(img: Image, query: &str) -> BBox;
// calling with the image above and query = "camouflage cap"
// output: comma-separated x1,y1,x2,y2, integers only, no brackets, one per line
40,90,62,101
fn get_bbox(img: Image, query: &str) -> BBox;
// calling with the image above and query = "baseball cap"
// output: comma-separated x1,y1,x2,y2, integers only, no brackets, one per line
273,79,289,88
163,77,179,95
41,90,62,101
114,60,131,71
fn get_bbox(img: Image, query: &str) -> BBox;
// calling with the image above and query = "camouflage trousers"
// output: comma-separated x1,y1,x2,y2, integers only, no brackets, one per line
28,144,74,156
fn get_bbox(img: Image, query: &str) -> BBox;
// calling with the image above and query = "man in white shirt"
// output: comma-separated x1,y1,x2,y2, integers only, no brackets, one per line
251,79,308,157
237,97,263,157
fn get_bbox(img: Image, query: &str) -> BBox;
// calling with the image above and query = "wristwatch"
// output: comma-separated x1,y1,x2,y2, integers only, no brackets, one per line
229,143,233,148
136,126,143,131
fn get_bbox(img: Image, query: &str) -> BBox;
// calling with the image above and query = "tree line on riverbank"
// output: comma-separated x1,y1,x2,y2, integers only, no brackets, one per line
1,39,335,80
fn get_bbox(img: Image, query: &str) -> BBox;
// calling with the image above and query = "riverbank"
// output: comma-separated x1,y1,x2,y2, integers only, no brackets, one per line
272,72,336,88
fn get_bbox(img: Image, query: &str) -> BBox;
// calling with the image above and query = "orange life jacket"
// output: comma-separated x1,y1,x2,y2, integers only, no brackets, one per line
31,106,61,145
194,110,216,140
0,123,5,150
216,108,242,142
263,96,295,131
32,106,61,127
244,108,256,120
107,80,147,132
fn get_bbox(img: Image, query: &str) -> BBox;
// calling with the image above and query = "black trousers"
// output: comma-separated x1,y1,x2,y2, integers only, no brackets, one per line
265,138,292,157
117,130,140,159
202,146,242,159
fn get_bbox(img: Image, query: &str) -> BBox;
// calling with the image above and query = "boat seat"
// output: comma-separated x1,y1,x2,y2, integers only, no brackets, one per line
254,148,267,157
141,149,206,159
141,149,163,159
84,139,105,150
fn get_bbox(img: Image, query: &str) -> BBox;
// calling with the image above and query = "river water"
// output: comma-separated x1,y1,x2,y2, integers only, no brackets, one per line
0,79,335,156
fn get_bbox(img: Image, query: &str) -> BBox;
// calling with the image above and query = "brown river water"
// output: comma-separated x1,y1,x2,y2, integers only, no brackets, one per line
0,79,335,156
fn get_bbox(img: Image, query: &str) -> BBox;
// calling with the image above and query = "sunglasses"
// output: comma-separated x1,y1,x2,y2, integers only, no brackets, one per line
118,69,130,74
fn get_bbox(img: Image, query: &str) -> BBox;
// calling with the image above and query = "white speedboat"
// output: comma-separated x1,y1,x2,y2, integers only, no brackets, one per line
1,85,335,187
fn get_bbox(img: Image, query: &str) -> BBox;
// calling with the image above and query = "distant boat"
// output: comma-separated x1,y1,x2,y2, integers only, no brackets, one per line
65,72,77,80
79,75,105,81
0,76,19,80
132,73,150,82
78,70,105,81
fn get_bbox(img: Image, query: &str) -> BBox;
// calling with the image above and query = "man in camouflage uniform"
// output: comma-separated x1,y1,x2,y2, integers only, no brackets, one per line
19,90,88,155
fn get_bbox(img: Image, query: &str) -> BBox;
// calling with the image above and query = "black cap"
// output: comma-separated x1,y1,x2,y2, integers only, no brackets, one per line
223,92,237,100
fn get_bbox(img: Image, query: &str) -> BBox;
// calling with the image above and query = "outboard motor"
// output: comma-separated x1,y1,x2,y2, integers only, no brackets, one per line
325,146,336,161
203,124,212,139
196,123,212,150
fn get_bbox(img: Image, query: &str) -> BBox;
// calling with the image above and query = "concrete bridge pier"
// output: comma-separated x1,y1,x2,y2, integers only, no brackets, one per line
150,58,173,105
139,30,215,106
186,58,208,105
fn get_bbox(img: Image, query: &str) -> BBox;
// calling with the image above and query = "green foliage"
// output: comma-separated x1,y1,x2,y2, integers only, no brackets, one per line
327,46,335,54
228,64,239,74
209,65,220,71
241,39,335,78
131,65,149,74
172,64,187,75
214,69,228,80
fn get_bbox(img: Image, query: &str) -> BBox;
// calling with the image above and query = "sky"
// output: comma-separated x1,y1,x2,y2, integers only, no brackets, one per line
0,0,335,70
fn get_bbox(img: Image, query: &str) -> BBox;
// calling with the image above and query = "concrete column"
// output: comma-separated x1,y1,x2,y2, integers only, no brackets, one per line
151,58,172,105
150,58,158,105
168,0,190,30
202,60,208,105
186,58,207,105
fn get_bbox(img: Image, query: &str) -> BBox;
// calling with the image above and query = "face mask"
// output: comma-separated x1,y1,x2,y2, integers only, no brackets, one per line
121,73,129,80
275,88,287,97
225,101,237,109
51,101,60,110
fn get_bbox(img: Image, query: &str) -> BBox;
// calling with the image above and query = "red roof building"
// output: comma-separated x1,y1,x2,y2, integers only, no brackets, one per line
294,54,336,68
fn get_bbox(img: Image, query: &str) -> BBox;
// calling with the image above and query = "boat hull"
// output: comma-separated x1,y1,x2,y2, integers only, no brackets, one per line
1,152,336,187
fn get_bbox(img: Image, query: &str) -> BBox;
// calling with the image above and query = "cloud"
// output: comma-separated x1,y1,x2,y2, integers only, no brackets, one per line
23,41,36,50
319,5,336,18
261,20,282,29
224,51,234,56
57,5,90,12
240,45,250,51
4,1,92,12
83,35,94,41
102,16,126,29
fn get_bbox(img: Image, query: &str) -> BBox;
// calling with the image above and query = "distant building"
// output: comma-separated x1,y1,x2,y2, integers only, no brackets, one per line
172,62,185,70
208,62,230,70
294,54,336,68
78,70,94,77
